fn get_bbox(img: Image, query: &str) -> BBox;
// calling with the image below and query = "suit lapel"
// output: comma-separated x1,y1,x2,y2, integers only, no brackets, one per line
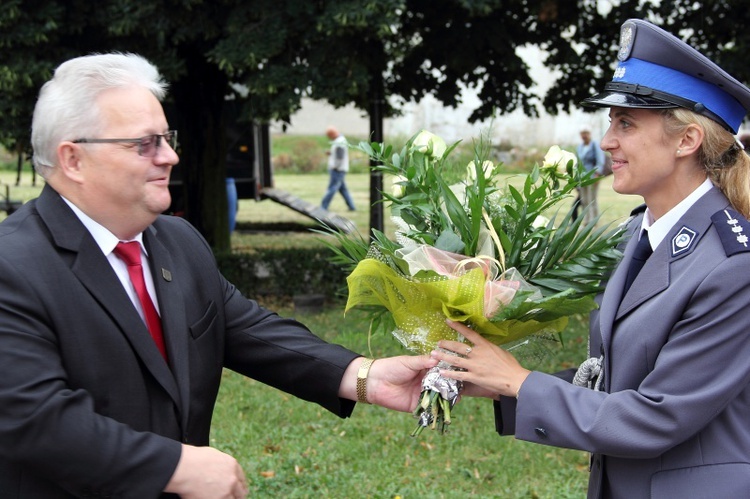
37,186,182,408
596,218,639,373
597,188,731,389
143,227,191,430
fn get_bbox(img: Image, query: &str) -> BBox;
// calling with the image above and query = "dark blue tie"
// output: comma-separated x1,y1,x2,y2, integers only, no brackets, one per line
623,230,652,294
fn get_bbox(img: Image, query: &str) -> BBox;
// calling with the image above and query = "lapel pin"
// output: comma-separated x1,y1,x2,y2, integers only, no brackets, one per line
162,269,172,282
671,226,697,257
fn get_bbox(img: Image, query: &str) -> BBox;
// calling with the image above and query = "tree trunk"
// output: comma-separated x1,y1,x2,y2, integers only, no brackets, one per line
169,50,230,251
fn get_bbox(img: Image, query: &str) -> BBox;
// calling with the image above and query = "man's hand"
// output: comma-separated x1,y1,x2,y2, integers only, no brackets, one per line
165,445,248,499
340,355,438,412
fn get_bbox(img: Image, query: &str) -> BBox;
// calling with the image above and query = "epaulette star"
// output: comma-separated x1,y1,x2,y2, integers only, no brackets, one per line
711,208,750,256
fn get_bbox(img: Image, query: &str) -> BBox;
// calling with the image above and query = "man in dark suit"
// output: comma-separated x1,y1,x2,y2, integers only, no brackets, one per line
0,53,435,498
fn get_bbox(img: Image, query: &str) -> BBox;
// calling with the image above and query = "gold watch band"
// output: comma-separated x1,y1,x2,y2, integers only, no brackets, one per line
356,358,375,404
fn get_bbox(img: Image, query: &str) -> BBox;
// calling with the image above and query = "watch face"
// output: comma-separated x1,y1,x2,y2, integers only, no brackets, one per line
618,21,636,61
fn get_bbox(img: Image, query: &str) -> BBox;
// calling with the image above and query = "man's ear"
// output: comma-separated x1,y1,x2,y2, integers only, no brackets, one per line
56,142,85,183
677,123,704,157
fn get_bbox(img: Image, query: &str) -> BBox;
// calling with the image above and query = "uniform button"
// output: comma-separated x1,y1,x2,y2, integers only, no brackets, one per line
534,427,548,438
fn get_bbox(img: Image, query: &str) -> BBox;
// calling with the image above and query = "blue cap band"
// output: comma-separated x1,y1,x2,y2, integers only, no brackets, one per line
614,58,746,132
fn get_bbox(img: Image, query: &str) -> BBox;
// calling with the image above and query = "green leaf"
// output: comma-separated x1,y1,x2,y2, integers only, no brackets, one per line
434,230,465,254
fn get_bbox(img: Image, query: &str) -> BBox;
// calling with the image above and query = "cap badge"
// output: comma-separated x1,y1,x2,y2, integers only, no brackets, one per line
618,21,636,61
671,226,697,257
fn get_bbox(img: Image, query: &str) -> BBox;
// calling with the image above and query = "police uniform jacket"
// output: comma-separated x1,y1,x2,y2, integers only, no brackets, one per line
0,185,360,498
494,186,750,498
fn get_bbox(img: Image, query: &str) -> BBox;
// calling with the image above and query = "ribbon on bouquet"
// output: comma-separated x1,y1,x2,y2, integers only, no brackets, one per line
396,245,530,317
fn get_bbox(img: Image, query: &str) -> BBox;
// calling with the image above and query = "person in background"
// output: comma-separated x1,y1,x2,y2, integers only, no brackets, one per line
0,53,435,499
575,124,606,225
433,19,750,498
320,125,356,212
226,177,238,232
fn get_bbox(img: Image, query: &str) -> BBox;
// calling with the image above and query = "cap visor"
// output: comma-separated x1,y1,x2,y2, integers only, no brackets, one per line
581,91,679,109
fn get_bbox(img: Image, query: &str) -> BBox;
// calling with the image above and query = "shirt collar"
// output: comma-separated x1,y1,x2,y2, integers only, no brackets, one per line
60,196,145,255
641,178,713,250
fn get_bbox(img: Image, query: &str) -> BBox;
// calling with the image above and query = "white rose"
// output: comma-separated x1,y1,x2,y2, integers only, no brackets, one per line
412,130,447,159
466,160,495,182
392,175,407,198
543,145,577,172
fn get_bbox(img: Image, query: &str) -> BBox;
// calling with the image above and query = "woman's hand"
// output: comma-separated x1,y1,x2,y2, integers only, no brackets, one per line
431,320,531,399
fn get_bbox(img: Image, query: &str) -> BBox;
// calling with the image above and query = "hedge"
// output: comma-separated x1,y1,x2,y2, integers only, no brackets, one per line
215,247,349,301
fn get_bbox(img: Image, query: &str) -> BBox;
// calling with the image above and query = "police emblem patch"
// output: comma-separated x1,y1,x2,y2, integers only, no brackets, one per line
671,226,697,257
711,208,750,256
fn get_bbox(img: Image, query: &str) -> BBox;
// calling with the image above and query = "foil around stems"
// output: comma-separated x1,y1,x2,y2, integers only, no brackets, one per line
416,362,463,428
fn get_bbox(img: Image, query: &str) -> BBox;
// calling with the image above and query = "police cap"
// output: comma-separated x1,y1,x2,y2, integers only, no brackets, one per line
582,19,750,134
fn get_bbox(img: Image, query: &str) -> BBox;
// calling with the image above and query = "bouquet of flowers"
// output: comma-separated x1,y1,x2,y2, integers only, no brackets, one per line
323,130,624,436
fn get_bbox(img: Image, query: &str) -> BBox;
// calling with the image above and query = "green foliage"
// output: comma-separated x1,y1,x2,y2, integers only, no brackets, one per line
216,247,348,300
355,130,624,298
490,165,624,298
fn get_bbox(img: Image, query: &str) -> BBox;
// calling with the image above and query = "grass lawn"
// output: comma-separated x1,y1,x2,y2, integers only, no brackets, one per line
0,168,641,498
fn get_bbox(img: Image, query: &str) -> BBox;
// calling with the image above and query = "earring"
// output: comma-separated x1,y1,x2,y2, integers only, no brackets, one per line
676,149,682,156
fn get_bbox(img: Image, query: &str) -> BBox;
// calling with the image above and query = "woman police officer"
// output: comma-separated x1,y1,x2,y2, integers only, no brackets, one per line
433,19,750,499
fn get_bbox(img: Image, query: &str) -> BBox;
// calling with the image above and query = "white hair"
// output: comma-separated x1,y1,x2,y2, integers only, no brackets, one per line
31,53,168,177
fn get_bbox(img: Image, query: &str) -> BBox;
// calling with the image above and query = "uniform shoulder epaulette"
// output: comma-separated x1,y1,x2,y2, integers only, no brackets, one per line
711,208,750,256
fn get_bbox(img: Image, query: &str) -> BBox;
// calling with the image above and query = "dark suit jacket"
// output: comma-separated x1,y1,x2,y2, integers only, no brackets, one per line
0,185,359,498
494,187,750,498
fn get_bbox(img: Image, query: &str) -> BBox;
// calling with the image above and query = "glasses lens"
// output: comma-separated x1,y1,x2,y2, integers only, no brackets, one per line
137,132,177,157
139,135,157,157
167,130,178,150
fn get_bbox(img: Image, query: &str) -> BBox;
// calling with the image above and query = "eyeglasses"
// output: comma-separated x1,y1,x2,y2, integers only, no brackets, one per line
73,130,178,157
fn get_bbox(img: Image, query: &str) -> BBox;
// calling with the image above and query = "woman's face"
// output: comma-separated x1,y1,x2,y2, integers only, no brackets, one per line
601,107,686,214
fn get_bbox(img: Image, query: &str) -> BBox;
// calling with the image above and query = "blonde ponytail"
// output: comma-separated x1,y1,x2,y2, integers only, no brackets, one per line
663,109,750,219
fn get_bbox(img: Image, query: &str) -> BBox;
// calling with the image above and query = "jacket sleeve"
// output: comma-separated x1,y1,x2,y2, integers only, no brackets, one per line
221,276,360,417
168,217,361,418
493,368,577,436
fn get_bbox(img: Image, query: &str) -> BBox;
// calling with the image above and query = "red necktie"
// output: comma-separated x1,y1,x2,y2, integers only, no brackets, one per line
113,241,168,362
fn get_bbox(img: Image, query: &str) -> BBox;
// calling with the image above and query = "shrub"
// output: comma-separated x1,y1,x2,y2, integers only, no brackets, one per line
216,247,348,301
